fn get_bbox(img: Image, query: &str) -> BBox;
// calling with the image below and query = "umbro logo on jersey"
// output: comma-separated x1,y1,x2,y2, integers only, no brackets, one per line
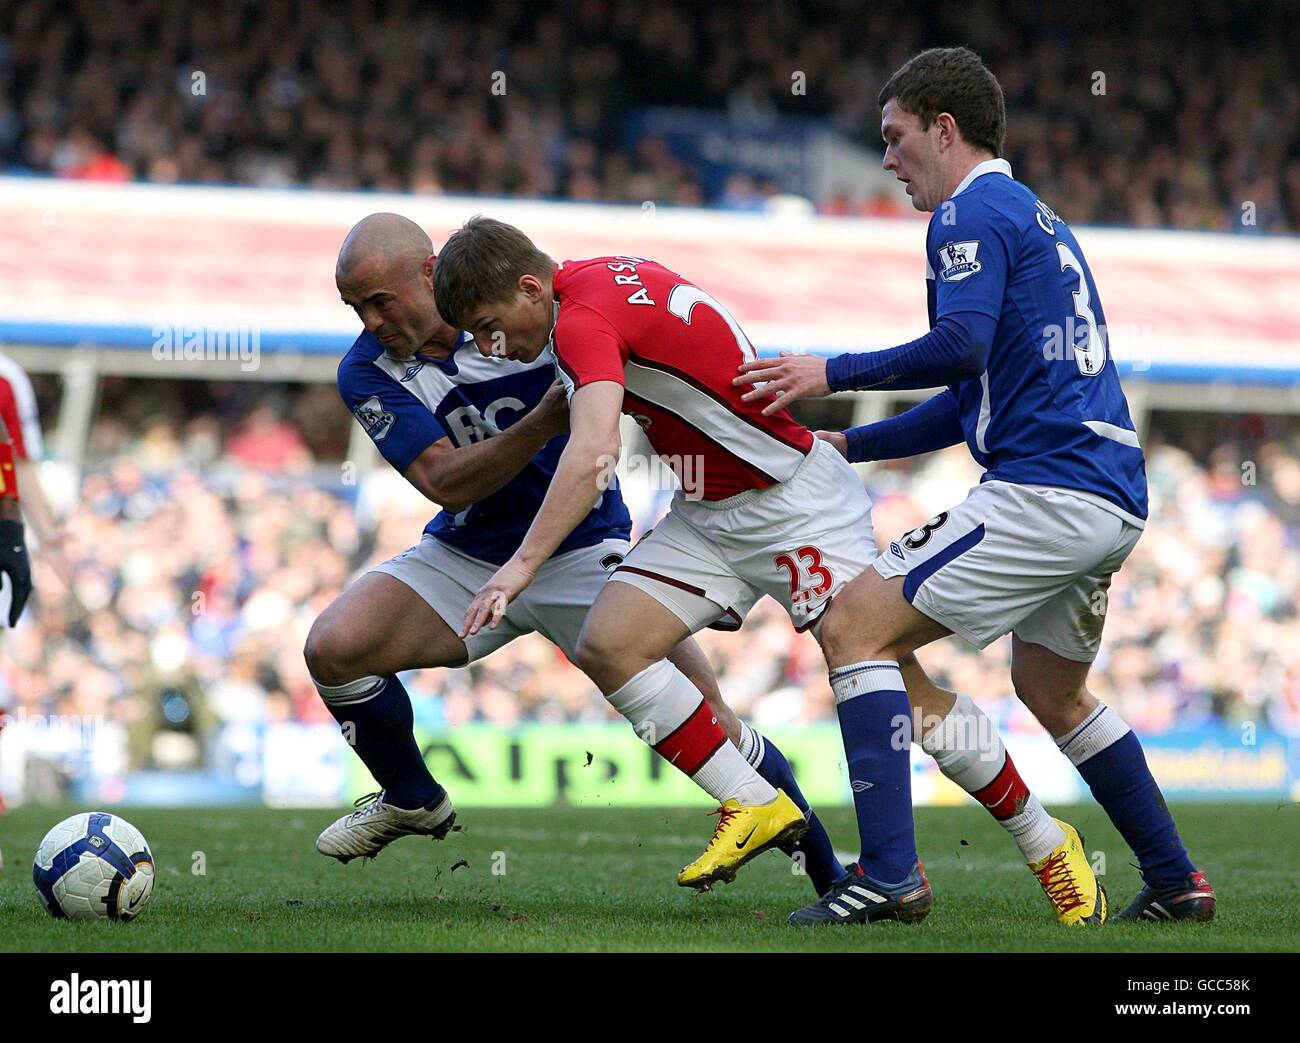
889,541,905,559
400,361,426,381
352,395,396,442
938,240,983,282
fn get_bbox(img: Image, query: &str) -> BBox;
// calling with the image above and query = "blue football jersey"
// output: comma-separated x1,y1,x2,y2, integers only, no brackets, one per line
338,330,632,565
926,159,1148,524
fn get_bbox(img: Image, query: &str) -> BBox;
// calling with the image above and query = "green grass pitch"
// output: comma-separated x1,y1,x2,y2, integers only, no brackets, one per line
2,802,1297,952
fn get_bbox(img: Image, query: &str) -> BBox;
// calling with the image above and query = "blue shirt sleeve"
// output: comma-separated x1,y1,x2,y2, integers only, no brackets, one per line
928,197,1014,322
338,359,448,474
825,311,997,391
844,389,964,462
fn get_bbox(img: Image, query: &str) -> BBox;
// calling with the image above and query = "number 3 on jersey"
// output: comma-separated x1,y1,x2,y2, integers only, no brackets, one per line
774,546,834,607
1056,242,1106,376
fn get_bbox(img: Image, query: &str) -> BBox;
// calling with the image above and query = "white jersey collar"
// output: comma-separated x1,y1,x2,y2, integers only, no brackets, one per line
952,157,1013,198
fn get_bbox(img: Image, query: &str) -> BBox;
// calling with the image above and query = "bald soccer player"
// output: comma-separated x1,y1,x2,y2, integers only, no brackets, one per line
304,214,846,894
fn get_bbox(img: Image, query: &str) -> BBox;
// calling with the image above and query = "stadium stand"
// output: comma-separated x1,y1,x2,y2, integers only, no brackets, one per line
2,0,1298,230
1,1,1296,804
3,381,1297,774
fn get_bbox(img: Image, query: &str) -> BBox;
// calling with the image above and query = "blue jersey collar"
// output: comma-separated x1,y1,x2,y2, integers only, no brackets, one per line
409,330,473,376
951,158,1013,198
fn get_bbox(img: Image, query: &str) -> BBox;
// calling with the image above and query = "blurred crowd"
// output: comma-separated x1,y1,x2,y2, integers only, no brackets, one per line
3,381,1298,774
2,0,1297,231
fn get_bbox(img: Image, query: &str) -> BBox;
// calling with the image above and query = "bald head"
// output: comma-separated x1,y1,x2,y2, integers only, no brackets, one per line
336,212,434,279
336,213,457,357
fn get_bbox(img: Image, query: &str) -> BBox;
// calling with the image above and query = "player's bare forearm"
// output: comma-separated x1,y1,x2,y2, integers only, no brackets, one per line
460,381,624,639
512,383,623,572
405,381,568,511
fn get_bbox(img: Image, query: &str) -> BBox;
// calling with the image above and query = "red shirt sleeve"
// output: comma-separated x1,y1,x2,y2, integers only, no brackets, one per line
0,379,27,459
552,302,628,391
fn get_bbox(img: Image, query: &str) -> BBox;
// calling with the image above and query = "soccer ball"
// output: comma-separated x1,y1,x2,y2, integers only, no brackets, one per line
32,812,156,921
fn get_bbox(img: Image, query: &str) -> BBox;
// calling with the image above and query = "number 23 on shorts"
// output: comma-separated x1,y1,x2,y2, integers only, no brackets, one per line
774,545,834,607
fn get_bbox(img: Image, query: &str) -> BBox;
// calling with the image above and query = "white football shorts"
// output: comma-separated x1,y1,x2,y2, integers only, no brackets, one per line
872,480,1143,662
608,439,877,634
370,534,631,663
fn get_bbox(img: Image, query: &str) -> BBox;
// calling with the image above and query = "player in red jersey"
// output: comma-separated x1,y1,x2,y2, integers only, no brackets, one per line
0,353,61,606
0,374,35,631
546,257,816,502
433,217,1105,922
0,384,34,857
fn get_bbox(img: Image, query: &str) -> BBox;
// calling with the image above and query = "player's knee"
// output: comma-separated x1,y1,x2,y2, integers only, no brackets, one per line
818,597,892,664
304,617,361,689
573,624,618,678
576,616,652,691
816,602,852,660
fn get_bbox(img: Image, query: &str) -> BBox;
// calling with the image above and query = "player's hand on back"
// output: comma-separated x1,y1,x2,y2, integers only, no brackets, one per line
460,555,539,638
813,430,849,458
732,351,830,416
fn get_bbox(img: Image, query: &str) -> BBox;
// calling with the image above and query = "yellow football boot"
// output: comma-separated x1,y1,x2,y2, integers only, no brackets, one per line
1029,818,1108,924
676,789,808,891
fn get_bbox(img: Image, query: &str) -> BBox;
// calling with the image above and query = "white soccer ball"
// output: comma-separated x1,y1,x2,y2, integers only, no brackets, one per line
32,812,156,921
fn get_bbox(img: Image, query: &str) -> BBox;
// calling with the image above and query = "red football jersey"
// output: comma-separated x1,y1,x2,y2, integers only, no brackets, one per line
551,256,813,501
0,379,26,459
0,353,41,461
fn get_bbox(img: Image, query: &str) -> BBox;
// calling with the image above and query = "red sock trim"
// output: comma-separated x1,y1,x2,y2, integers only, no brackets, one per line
653,699,727,777
970,751,1031,821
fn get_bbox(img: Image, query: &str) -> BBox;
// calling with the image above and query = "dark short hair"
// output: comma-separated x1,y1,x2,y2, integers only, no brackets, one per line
433,215,554,328
878,47,1005,157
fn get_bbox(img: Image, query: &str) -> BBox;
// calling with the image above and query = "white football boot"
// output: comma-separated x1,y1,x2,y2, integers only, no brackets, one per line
316,790,456,863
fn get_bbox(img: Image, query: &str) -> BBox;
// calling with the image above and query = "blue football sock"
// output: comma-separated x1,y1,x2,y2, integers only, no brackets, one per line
316,673,443,810
830,660,918,885
741,726,845,896
1058,706,1195,889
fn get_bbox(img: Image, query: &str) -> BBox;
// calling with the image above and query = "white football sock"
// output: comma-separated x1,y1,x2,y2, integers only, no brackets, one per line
921,692,1064,864
1054,704,1132,766
606,660,775,806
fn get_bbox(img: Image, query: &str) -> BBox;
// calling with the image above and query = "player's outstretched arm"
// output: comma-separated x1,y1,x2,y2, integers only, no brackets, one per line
839,389,964,463
734,313,997,415
460,380,624,638
403,380,570,512
821,312,995,394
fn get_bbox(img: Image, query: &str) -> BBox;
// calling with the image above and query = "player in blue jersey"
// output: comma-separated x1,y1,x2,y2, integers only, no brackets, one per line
304,213,843,893
736,48,1214,926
